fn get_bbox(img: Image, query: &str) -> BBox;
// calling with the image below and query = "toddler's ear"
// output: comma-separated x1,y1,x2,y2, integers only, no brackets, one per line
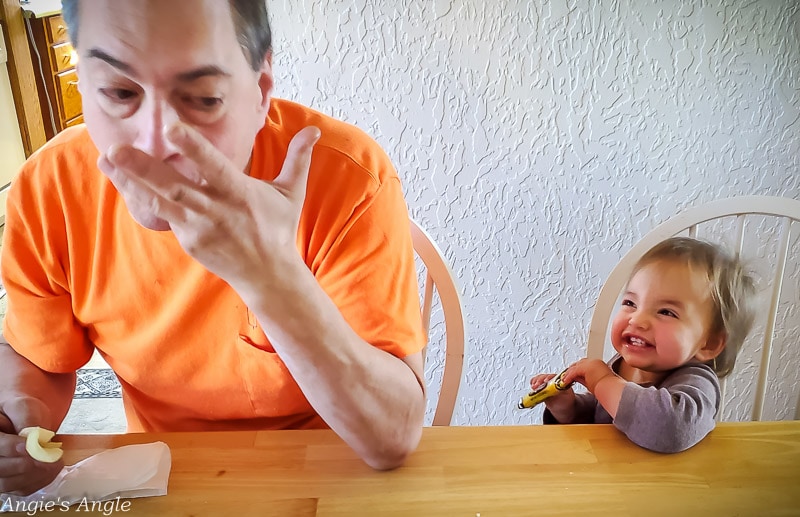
694,332,727,362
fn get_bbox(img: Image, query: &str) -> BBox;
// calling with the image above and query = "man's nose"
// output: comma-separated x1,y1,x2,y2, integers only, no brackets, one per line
134,99,181,161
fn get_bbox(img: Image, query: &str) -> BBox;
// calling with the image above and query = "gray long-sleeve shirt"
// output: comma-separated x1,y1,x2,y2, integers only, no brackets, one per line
543,355,721,453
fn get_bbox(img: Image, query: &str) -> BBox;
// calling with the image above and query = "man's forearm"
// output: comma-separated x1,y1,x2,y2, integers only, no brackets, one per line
0,337,76,432
245,261,426,470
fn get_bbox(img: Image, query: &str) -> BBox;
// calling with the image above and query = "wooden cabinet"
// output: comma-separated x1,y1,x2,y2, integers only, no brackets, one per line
27,12,82,140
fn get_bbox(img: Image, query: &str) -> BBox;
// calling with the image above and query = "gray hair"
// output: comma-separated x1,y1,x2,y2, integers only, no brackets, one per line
60,0,272,71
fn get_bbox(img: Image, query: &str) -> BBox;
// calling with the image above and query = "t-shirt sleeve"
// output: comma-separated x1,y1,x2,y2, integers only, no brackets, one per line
1,163,94,373
613,364,720,453
307,176,426,359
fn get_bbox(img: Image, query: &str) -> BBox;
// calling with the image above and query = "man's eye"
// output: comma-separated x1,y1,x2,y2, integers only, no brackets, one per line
184,96,223,111
99,88,137,101
200,97,222,108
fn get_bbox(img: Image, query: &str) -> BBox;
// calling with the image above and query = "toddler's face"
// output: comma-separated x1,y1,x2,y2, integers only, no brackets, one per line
610,259,719,373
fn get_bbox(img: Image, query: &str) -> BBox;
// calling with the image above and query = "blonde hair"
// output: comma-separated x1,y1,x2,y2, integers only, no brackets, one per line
631,237,758,378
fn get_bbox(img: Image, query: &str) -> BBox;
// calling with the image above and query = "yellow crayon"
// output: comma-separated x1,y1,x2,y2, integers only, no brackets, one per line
517,367,572,409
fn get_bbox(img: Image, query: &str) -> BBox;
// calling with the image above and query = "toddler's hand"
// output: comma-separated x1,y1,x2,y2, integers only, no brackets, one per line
527,371,576,421
562,358,616,393
529,373,556,391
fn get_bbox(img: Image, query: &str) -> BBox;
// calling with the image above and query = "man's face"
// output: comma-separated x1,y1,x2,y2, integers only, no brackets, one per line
76,0,273,230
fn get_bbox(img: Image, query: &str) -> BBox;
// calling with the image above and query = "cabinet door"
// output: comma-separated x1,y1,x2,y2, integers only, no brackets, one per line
51,42,77,73
55,69,82,122
46,15,69,45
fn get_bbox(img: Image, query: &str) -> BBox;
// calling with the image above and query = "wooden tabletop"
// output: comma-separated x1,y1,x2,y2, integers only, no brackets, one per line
7,421,800,516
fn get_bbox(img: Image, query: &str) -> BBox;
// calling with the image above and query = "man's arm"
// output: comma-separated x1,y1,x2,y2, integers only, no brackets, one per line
0,337,76,434
247,258,425,470
0,336,76,494
101,125,425,469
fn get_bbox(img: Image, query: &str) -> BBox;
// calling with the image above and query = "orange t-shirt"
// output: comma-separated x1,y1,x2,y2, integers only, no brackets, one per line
2,98,425,432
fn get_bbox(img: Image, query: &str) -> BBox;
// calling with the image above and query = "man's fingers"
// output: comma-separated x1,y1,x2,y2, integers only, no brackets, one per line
165,122,232,192
100,149,192,222
0,472,31,495
0,462,63,496
272,126,321,201
0,412,15,435
98,153,135,196
106,145,198,194
166,122,320,202
0,434,26,459
0,455,29,477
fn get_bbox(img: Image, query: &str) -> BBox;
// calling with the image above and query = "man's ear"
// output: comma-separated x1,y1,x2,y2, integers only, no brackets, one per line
694,332,727,362
256,51,274,114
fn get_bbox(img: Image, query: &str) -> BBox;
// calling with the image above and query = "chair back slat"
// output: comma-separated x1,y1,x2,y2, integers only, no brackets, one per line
752,217,793,421
734,215,746,254
410,219,466,426
421,272,434,339
717,214,749,421
587,196,800,422
796,388,800,420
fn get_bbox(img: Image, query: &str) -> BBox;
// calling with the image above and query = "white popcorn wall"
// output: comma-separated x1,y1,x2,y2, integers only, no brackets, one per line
269,0,800,425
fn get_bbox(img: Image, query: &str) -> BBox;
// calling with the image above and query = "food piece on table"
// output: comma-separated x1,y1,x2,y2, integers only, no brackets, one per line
19,426,64,463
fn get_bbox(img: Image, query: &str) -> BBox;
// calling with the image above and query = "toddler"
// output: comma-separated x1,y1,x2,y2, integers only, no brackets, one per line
530,237,757,452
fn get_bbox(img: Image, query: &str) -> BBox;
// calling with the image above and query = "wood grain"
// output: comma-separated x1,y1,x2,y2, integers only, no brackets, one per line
0,0,46,156
4,421,792,516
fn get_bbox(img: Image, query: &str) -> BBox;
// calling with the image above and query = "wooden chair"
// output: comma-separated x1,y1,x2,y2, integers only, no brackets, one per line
586,196,800,421
410,219,466,426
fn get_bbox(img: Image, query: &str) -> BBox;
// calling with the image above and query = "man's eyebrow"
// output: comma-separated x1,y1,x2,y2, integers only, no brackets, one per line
176,66,231,82
86,48,230,82
87,48,135,75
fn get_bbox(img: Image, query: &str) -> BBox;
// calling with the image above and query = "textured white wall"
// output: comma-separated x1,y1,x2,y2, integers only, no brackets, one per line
269,0,800,425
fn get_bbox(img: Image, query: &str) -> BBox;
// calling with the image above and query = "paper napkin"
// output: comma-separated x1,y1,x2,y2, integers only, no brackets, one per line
0,442,171,512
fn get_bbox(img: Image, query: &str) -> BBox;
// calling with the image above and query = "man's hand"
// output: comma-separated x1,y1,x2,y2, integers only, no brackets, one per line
97,123,425,469
0,397,63,495
98,123,321,301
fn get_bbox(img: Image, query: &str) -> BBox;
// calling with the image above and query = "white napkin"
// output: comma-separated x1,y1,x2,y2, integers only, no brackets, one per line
0,442,171,512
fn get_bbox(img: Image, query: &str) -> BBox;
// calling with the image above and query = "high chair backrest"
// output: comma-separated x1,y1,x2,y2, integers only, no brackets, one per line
587,196,800,421
410,218,466,426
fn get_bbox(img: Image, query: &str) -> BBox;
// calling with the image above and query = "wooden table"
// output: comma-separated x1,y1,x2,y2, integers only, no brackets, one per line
7,422,800,516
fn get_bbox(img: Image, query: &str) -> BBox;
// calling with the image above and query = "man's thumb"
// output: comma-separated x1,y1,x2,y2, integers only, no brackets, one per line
272,126,321,200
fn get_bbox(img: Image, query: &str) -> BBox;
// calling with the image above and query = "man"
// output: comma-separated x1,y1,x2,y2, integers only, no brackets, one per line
0,0,426,495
